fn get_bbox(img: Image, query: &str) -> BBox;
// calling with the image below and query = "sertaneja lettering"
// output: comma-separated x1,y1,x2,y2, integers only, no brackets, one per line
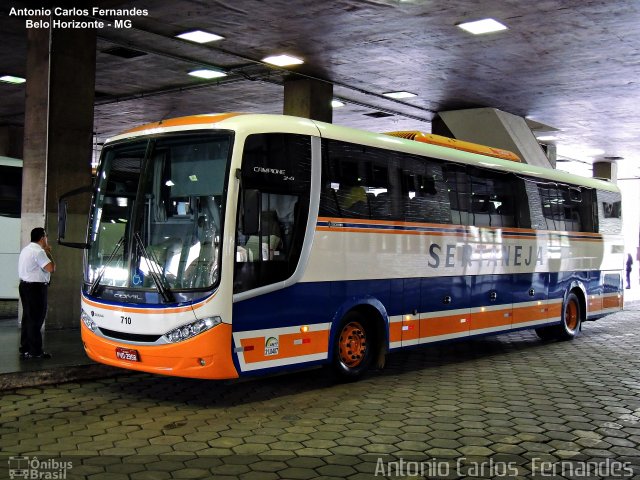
426,243,545,269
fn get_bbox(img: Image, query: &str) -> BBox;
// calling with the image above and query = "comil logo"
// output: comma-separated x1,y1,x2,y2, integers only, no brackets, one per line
8,456,73,479
264,336,279,356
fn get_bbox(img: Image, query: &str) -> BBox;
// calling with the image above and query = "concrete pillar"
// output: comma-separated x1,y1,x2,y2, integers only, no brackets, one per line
0,126,24,158
22,25,95,329
283,77,333,123
433,108,554,168
593,161,617,183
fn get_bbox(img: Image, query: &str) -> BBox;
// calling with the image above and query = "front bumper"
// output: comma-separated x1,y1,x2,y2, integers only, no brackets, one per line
81,322,239,379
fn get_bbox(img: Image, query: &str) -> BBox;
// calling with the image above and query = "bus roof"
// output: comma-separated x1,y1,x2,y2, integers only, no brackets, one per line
106,113,619,193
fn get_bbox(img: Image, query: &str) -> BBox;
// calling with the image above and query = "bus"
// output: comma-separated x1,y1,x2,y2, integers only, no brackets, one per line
0,156,22,301
58,113,624,380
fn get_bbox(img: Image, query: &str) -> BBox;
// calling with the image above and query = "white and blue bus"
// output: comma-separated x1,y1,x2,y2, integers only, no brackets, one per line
59,113,623,380
0,155,22,301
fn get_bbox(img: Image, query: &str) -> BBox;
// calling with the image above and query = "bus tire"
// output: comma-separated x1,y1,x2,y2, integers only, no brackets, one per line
534,326,555,340
332,311,375,381
557,292,581,340
535,292,582,341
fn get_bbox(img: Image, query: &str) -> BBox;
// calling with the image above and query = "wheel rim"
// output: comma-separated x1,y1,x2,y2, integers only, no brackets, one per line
565,298,579,331
338,321,367,368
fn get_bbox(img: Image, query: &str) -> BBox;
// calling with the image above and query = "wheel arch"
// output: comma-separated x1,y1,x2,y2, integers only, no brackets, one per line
566,280,587,321
328,297,389,368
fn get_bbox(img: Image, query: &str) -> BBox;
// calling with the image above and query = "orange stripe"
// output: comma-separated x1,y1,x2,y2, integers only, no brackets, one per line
122,113,242,135
420,314,468,337
512,303,560,324
240,330,329,363
390,304,564,344
82,292,216,315
603,295,622,309
402,318,420,343
317,226,465,236
588,296,603,312
317,217,603,239
469,309,512,330
389,321,403,343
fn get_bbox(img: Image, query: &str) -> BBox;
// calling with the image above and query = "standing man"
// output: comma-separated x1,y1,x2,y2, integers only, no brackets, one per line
18,227,55,359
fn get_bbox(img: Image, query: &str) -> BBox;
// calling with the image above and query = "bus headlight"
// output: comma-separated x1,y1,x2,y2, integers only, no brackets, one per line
164,316,222,343
81,310,97,332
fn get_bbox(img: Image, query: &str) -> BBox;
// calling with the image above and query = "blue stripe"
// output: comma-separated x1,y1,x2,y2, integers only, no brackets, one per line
230,270,619,376
232,271,618,333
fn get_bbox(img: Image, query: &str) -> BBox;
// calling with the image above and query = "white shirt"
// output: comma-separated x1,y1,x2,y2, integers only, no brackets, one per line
18,242,51,283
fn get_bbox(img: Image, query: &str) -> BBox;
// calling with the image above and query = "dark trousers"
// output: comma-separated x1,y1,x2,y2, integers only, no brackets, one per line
19,282,48,355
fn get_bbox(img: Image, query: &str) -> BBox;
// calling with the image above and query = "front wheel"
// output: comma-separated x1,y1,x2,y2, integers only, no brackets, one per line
332,312,375,381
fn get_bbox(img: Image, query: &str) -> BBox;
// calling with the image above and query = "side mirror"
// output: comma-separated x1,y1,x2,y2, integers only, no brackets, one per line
241,188,261,235
58,185,92,249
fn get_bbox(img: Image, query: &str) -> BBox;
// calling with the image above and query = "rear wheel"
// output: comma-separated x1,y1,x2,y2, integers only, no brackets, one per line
536,292,581,341
332,312,375,381
558,292,581,340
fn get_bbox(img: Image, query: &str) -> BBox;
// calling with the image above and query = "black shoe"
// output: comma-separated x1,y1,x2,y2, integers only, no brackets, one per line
19,352,32,360
34,352,52,359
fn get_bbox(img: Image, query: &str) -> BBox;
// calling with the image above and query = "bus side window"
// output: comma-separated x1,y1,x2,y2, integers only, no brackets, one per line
468,168,520,228
538,184,594,232
444,165,470,226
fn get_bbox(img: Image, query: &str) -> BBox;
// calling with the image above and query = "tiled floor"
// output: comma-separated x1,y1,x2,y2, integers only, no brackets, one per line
0,305,639,479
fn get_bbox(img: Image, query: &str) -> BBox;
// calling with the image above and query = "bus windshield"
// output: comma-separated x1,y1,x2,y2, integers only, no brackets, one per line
87,132,232,294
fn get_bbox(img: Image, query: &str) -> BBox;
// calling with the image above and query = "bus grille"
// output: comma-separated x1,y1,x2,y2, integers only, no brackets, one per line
99,328,162,343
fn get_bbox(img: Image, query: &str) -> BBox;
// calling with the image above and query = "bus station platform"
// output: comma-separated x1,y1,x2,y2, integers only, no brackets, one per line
0,317,126,390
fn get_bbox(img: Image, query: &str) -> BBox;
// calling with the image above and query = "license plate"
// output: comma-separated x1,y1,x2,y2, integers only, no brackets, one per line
116,347,140,362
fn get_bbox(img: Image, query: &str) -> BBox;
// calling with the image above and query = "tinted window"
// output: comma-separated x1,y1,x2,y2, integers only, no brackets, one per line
538,184,596,232
234,134,311,294
0,165,22,218
319,139,451,223
443,165,529,228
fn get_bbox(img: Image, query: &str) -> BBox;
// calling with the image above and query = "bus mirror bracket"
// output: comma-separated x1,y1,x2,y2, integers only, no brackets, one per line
58,185,92,249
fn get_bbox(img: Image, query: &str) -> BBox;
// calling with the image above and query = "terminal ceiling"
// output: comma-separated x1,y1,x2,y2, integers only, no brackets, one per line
1,0,640,178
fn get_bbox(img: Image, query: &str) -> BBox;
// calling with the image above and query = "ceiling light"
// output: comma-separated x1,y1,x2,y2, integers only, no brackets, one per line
0,75,26,84
383,91,417,99
188,69,227,79
331,100,345,108
176,30,224,43
457,18,508,35
262,54,304,67
536,136,557,142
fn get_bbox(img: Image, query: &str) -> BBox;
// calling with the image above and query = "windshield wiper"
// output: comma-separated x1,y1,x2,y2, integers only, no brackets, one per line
134,233,175,303
89,236,124,296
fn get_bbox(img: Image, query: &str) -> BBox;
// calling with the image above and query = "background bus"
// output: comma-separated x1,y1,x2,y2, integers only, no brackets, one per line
0,155,22,302
59,113,623,381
